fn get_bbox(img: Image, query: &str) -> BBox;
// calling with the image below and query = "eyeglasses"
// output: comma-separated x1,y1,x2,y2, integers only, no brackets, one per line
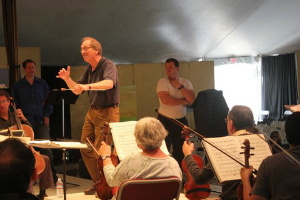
0,100,8,105
80,46,93,52
224,118,228,123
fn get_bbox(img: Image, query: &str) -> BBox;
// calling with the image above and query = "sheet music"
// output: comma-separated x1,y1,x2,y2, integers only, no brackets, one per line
0,135,31,144
203,134,272,183
204,136,242,181
29,140,88,149
110,121,169,160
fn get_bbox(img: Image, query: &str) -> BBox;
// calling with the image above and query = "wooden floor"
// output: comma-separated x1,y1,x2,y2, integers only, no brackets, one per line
35,174,221,200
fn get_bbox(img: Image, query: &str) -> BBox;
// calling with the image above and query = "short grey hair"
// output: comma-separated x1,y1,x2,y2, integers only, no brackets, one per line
134,117,168,151
81,37,102,55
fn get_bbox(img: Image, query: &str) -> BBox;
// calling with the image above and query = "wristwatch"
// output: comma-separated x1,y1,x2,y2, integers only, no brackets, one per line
178,84,185,90
101,155,111,160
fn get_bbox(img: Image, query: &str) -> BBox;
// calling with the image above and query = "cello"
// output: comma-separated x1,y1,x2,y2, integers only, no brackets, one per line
86,122,118,200
10,100,45,175
181,126,211,200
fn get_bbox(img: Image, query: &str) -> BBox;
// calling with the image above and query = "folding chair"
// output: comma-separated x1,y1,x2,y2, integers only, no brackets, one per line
115,177,182,200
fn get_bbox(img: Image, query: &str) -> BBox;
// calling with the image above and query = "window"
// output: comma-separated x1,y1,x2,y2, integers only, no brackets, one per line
214,58,261,122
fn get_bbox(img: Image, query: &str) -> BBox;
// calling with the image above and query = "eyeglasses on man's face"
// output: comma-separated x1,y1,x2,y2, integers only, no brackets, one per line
224,118,228,123
0,99,8,105
80,46,93,52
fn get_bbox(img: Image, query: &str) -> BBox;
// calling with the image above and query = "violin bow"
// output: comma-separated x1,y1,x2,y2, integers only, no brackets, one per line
155,108,258,174
255,133,300,168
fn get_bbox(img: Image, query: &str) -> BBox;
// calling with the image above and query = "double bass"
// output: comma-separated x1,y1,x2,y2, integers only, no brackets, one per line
181,127,211,200
10,100,45,175
86,123,118,200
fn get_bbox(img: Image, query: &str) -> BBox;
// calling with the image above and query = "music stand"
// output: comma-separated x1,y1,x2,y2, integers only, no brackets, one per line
44,89,78,138
30,141,89,200
43,89,78,200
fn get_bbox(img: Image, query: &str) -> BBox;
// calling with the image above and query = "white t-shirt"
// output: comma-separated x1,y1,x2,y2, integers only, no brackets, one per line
157,77,193,119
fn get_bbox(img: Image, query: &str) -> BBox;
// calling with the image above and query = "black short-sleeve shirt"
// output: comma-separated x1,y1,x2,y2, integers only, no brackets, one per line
77,57,119,106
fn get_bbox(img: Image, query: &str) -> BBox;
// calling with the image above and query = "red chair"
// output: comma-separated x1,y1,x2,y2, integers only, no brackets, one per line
115,177,182,200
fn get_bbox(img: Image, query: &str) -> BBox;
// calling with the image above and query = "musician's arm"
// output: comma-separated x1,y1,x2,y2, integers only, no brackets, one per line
157,91,188,106
16,109,31,127
241,167,253,200
183,154,214,184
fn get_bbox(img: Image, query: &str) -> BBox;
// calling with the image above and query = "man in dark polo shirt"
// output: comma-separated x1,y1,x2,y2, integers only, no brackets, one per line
57,37,120,195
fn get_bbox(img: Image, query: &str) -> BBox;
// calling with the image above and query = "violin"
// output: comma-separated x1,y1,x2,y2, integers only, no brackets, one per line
237,139,255,200
181,126,211,200
86,122,118,200
10,100,45,175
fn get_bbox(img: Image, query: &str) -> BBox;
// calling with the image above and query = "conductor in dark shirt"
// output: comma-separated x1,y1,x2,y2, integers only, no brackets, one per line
57,37,120,195
12,59,57,183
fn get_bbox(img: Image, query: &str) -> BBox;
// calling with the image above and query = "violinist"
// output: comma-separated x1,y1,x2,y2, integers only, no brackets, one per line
0,90,53,200
240,112,300,200
182,105,261,200
98,117,182,199
268,130,283,154
0,138,39,200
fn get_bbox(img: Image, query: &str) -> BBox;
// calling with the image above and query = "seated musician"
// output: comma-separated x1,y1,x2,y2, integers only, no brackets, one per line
268,130,283,154
240,112,300,200
98,117,182,198
182,105,261,200
0,90,53,199
0,138,39,200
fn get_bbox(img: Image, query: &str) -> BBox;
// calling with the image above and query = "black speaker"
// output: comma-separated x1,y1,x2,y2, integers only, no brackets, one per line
192,89,229,138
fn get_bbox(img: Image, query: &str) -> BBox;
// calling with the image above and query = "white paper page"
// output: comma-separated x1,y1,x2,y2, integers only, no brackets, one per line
110,121,170,160
203,134,272,183
51,141,89,149
30,140,51,145
203,136,242,182
110,121,140,160
235,134,272,170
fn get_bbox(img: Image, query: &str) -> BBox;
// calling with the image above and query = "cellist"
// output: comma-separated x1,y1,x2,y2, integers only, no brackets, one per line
182,105,261,200
240,112,300,200
0,90,53,199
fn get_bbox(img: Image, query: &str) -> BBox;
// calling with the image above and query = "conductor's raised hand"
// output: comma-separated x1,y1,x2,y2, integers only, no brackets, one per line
98,141,111,157
56,66,71,81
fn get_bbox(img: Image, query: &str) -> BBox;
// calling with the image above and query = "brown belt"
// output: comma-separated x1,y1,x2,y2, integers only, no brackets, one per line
91,104,119,109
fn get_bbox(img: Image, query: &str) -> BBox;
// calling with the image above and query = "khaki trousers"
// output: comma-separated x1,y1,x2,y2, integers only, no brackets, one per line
80,106,120,182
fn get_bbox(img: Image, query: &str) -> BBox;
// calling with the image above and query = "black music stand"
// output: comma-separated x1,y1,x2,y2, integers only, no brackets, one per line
43,89,78,200
44,89,78,138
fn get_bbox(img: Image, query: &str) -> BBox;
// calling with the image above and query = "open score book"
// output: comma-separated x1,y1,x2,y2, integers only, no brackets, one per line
202,134,272,184
109,121,169,161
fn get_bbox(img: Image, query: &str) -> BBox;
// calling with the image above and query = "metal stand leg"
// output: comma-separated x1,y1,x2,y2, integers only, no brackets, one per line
62,98,65,138
63,149,67,200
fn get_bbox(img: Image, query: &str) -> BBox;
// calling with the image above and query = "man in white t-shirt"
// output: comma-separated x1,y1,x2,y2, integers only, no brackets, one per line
156,58,195,168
